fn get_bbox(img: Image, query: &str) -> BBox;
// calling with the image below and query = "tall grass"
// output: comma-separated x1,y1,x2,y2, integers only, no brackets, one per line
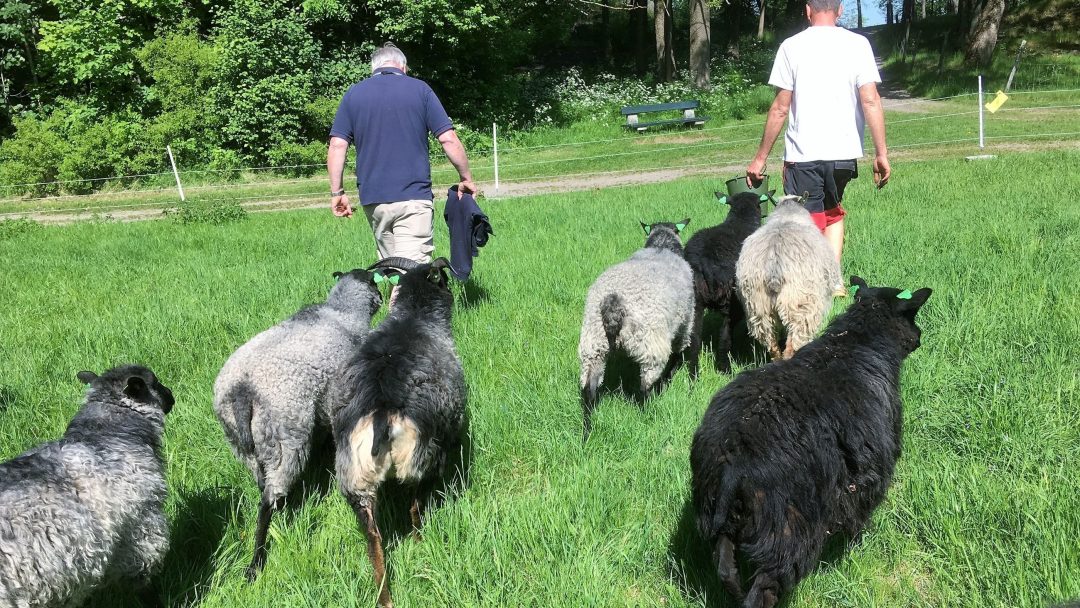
0,149,1077,607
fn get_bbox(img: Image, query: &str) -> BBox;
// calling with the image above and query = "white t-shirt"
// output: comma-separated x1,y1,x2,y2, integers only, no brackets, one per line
769,26,881,162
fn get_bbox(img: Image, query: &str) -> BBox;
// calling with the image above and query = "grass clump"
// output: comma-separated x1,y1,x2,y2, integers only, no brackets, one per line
165,199,247,225
0,218,40,240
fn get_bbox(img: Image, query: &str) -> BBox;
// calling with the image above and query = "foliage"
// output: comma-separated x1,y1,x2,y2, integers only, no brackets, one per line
209,0,321,164
165,198,247,224
0,218,39,240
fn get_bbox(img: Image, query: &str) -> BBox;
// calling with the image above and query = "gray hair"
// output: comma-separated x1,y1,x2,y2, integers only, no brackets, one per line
807,0,842,11
371,44,407,73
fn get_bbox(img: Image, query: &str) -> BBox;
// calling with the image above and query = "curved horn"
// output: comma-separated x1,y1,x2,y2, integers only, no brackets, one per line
366,257,423,273
430,257,451,270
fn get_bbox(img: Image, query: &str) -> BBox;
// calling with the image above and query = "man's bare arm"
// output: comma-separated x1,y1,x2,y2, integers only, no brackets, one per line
859,82,890,188
746,89,792,186
327,136,352,216
437,129,477,196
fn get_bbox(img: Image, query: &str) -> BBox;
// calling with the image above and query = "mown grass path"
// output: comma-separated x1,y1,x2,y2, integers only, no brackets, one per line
1,149,1077,607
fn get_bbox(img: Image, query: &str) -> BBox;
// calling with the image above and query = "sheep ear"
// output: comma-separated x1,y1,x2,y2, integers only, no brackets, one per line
332,271,345,279
77,371,98,384
640,222,651,235
895,288,932,315
124,376,149,400
850,275,869,290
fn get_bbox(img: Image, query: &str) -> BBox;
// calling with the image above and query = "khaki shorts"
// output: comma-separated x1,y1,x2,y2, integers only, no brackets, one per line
363,199,434,263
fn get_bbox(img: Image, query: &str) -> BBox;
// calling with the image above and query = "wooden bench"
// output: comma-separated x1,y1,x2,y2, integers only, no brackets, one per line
621,100,709,132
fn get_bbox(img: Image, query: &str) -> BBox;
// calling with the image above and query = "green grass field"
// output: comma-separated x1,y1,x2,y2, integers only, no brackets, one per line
1,148,1078,607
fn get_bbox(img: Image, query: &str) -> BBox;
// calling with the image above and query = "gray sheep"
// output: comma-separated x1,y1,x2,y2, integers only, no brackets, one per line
213,269,382,580
735,195,840,360
579,220,698,439
0,365,174,608
332,257,466,608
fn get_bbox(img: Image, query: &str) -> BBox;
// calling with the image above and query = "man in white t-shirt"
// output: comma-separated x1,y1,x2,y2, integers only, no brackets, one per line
746,0,890,295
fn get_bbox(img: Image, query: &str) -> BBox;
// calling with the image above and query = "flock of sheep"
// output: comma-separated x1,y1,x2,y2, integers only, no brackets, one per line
0,193,933,608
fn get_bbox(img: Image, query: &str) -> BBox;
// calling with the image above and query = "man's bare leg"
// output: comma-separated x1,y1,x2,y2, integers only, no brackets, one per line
825,218,846,297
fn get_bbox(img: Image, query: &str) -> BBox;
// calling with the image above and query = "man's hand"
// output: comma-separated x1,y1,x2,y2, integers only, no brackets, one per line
746,157,768,188
332,193,353,217
872,154,891,189
456,178,478,198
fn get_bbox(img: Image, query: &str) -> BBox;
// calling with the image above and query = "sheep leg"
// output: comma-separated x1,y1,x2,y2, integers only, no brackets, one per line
136,581,162,608
580,356,605,441
743,572,780,608
716,309,734,374
713,535,744,601
246,497,283,581
409,479,434,541
687,302,704,381
348,494,393,608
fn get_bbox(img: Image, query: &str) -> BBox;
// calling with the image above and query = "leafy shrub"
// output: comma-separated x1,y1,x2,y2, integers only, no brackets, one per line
0,115,66,197
265,141,326,176
165,199,247,225
0,218,41,240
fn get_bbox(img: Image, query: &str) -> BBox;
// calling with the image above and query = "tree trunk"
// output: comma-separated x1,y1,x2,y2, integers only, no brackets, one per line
885,0,894,24
689,0,710,88
855,0,863,28
601,5,612,66
654,0,675,82
902,0,915,22
920,0,927,18
964,0,1004,66
948,0,959,14
756,0,766,40
634,0,648,75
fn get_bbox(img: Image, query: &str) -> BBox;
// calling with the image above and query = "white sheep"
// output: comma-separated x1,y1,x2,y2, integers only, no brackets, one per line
735,196,840,359
579,220,698,439
213,269,382,580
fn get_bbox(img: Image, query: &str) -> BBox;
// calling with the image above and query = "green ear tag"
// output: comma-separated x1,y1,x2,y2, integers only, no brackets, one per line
373,273,385,284
849,284,859,296
718,195,728,205
389,275,400,285
896,289,913,300
675,223,686,232
759,194,768,202
644,224,651,233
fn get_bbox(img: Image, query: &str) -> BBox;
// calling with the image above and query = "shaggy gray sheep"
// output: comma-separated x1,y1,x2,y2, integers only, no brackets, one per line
213,269,382,580
579,220,698,439
332,257,466,608
735,196,840,360
0,365,174,608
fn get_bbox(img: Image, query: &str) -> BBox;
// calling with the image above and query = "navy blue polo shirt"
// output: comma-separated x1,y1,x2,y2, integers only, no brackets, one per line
329,68,454,205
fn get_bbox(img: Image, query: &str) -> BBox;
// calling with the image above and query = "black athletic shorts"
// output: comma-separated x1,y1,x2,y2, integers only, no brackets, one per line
782,159,858,213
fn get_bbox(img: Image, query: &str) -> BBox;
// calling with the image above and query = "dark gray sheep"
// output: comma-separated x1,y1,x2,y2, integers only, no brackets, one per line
0,365,174,608
684,192,764,373
579,220,698,439
332,257,466,608
691,277,932,608
213,269,382,579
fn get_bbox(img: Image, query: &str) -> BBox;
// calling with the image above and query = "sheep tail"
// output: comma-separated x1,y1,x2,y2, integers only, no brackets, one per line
370,410,391,458
600,293,625,346
698,472,740,544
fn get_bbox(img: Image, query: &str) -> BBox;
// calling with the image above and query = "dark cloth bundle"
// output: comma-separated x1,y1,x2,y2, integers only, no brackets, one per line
443,186,493,281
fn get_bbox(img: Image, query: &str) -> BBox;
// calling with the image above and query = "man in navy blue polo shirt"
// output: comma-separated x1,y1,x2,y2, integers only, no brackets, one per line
327,43,476,276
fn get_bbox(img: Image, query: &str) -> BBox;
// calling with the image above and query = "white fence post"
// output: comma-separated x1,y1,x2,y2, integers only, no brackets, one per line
977,75,985,149
492,122,500,192
167,145,186,202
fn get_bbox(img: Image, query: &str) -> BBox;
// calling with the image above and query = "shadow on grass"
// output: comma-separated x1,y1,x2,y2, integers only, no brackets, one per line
455,278,489,309
159,486,239,607
700,307,761,374
667,500,737,608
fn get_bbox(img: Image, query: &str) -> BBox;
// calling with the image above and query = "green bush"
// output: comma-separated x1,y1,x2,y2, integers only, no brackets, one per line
165,199,247,225
0,218,40,240
0,115,66,197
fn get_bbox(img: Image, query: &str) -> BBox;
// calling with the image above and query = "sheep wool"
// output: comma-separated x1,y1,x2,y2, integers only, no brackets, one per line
332,257,466,608
213,269,382,579
579,220,697,439
690,277,932,608
684,192,763,373
0,365,174,608
735,196,840,359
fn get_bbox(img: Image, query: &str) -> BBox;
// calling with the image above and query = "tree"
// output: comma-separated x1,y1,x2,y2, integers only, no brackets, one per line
964,0,1004,65
689,0,709,88
756,0,766,39
654,0,675,82
634,0,649,75
856,0,864,28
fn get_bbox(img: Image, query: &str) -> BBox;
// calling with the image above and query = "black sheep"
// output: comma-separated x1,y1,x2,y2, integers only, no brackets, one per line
690,276,932,608
683,192,763,373
331,257,466,608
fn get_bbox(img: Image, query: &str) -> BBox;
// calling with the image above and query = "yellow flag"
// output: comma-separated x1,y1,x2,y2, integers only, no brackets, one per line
985,90,1009,113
